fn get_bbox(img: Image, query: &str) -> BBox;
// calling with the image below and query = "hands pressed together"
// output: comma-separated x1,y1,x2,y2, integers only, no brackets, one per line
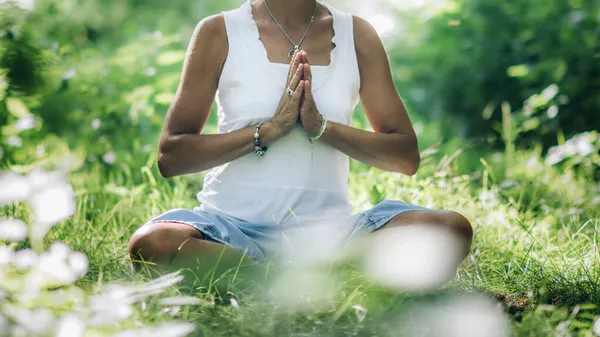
269,50,325,140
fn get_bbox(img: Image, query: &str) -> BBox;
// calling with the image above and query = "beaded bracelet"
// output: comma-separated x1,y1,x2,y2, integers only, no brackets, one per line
254,122,268,156
308,115,328,143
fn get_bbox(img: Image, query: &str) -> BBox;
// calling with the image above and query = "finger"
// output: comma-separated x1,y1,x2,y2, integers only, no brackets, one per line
304,63,312,84
288,61,304,93
292,80,305,104
301,80,314,113
287,51,303,85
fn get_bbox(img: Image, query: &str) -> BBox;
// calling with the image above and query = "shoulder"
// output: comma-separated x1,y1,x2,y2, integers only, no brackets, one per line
186,14,228,69
352,15,385,58
191,14,227,50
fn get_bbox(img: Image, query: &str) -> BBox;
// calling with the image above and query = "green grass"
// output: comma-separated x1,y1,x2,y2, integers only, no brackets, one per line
2,139,599,336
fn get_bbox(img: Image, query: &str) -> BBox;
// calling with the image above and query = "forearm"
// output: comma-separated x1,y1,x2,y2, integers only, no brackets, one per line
320,121,420,174
158,122,280,178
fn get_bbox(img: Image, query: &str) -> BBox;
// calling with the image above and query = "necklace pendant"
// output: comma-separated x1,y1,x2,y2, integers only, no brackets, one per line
289,46,298,58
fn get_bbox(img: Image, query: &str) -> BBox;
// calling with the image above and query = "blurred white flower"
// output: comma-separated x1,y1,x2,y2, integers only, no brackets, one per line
593,316,600,336
12,308,54,335
13,248,38,269
361,226,464,292
56,315,85,337
397,295,511,337
268,265,336,313
111,322,195,337
547,105,559,119
88,285,135,326
541,84,559,100
68,251,89,278
15,0,35,10
91,119,102,129
103,152,117,165
6,135,23,147
34,242,88,285
63,69,77,80
0,245,14,266
0,172,31,206
29,179,75,240
146,67,157,77
15,114,37,131
572,134,594,157
160,297,202,306
0,218,27,242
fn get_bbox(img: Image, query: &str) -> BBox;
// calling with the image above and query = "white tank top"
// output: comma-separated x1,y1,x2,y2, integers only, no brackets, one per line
197,0,361,226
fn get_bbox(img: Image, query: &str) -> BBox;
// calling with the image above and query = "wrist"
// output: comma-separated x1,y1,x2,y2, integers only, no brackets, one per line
260,121,284,146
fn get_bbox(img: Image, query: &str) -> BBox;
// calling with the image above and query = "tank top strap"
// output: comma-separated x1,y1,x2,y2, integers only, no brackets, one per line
322,3,360,92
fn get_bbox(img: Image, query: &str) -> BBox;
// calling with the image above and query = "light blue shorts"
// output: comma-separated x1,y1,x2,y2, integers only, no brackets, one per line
145,200,429,262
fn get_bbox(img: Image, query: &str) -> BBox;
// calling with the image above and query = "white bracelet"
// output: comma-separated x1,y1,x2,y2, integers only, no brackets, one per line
308,115,328,143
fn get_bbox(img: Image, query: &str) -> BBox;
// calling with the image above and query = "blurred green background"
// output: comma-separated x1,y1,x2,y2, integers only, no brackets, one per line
0,0,598,174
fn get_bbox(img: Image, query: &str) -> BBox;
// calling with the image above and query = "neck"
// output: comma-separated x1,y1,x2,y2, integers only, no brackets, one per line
260,0,318,27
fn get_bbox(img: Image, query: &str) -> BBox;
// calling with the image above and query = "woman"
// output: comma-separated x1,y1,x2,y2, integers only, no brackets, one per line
129,0,473,270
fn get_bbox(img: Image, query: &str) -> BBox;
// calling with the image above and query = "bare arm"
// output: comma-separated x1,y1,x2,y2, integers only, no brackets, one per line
301,17,419,175
157,15,303,178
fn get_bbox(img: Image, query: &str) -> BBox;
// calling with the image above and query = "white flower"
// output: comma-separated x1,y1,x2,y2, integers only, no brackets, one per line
15,0,35,10
91,119,102,129
593,316,600,336
68,251,89,278
0,172,31,206
103,152,117,165
541,84,559,100
62,69,77,80
7,135,23,147
29,180,75,240
0,245,14,266
547,105,559,119
397,295,511,337
12,308,54,335
145,67,157,77
15,114,37,131
88,285,135,326
13,248,38,269
0,218,27,242
56,315,85,337
361,226,464,292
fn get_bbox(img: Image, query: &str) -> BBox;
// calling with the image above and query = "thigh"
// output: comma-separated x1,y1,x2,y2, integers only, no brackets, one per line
381,209,473,240
141,208,267,261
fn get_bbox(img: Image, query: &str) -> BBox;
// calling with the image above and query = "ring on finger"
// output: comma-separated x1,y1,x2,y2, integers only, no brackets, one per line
286,87,294,96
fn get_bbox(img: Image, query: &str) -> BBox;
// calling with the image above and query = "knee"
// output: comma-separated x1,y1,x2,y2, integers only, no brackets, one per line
128,223,195,264
442,211,473,243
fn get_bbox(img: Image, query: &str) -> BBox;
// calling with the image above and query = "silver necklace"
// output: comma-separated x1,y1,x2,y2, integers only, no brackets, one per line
264,0,318,58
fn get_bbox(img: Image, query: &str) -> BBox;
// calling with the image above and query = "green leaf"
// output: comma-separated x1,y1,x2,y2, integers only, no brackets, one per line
6,97,31,119
156,51,186,66
507,64,529,78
